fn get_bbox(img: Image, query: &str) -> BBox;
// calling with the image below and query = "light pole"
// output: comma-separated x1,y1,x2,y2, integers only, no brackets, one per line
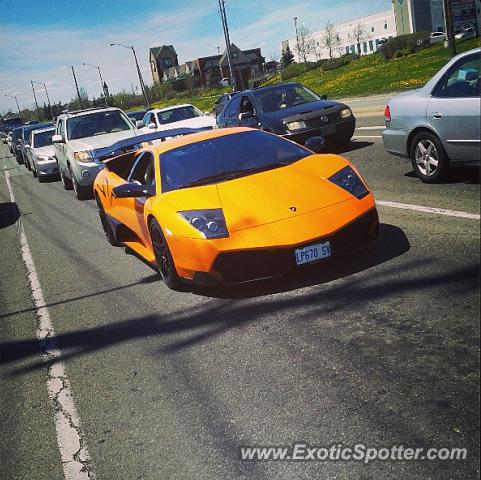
30,81,40,117
4,94,20,115
293,17,301,63
82,62,108,104
32,80,52,118
110,43,150,108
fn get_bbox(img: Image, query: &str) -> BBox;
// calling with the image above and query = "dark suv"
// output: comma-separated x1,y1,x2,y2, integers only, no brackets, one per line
213,91,239,117
217,82,355,147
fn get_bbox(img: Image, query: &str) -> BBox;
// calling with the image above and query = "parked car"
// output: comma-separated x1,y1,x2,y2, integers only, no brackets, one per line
94,127,378,290
213,91,239,117
219,78,231,87
455,27,476,40
25,126,58,181
127,109,148,124
216,82,355,147
429,32,446,44
53,107,141,200
20,123,54,170
6,132,14,153
2,116,23,135
138,104,216,133
382,47,480,182
11,127,24,162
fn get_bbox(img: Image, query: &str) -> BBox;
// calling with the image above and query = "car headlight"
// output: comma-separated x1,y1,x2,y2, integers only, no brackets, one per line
74,150,93,162
286,120,306,132
329,166,368,199
339,108,352,119
178,209,229,239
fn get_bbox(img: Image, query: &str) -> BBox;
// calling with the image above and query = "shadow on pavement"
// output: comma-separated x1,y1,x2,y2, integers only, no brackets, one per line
0,202,20,229
404,166,480,185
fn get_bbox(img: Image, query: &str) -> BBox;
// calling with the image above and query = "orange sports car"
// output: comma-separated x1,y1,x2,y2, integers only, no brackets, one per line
94,127,379,289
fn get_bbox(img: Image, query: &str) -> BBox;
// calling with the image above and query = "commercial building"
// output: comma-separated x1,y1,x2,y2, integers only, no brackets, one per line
281,10,397,62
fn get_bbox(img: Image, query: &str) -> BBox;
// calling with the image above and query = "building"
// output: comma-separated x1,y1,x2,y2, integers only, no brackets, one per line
281,10,397,62
163,44,265,90
149,45,179,84
393,0,480,35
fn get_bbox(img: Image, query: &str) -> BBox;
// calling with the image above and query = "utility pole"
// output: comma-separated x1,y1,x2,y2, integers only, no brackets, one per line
110,43,150,108
218,0,236,90
83,63,109,105
293,17,301,63
32,81,52,119
4,94,20,115
30,80,40,117
71,66,83,109
442,0,456,56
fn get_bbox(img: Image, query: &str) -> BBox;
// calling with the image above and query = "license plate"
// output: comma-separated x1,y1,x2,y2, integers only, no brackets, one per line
295,241,332,266
320,125,336,136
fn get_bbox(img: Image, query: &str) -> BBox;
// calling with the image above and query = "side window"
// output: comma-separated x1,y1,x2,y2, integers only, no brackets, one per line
433,54,480,98
58,120,65,140
227,95,241,118
143,113,151,126
240,96,254,114
128,152,155,185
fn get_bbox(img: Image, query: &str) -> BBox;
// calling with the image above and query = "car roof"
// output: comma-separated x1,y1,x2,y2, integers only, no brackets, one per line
148,127,253,156
23,122,54,133
32,126,55,135
60,106,121,118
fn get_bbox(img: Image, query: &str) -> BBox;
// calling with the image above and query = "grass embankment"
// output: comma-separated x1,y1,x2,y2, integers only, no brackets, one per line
139,37,479,112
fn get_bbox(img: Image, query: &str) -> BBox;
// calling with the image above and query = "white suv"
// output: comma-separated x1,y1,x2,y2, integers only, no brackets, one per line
53,107,140,199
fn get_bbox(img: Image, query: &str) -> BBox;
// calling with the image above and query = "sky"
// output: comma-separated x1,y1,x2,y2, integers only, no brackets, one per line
0,0,392,113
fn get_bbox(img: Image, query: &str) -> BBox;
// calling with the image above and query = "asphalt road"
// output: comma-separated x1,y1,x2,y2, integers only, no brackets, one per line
1,118,480,480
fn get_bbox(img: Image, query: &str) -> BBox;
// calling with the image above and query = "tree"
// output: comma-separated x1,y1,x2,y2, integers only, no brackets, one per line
281,45,295,68
348,22,369,55
295,23,316,63
322,21,342,60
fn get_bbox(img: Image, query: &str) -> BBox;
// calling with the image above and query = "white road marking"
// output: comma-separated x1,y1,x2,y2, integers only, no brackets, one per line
355,126,385,130
5,172,94,480
377,200,480,220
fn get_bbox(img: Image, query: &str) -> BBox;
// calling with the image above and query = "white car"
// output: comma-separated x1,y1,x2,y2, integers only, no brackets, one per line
53,107,141,200
138,104,216,134
455,27,476,40
25,127,58,182
429,32,446,44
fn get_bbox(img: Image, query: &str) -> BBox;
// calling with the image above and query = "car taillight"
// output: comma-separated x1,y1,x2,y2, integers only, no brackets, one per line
384,105,391,123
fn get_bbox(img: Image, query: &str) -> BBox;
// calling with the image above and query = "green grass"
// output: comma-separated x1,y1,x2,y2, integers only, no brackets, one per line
287,37,480,99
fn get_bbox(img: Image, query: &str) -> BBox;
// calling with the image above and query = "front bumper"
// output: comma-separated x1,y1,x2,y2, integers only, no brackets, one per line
167,195,378,284
72,161,105,187
284,117,355,145
36,161,59,176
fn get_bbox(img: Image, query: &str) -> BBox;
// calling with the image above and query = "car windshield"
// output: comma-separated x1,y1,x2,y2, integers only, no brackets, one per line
33,129,55,148
160,130,311,192
67,110,132,140
156,106,202,125
254,85,321,113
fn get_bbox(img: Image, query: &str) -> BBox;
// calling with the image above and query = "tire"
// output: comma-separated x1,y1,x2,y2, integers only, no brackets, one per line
149,218,182,290
60,167,73,190
72,174,93,200
410,131,449,183
96,195,121,246
32,164,37,178
24,157,31,171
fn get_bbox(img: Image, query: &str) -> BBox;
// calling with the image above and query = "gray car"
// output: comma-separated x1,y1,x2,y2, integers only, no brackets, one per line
382,47,480,182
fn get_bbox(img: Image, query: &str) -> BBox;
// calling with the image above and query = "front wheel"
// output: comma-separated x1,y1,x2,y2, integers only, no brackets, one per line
60,167,73,190
410,132,449,183
96,195,120,246
72,173,93,200
149,219,182,290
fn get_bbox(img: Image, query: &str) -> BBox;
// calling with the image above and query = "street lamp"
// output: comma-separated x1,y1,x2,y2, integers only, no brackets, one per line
32,80,52,118
4,94,20,115
82,63,108,104
110,43,150,108
293,17,301,63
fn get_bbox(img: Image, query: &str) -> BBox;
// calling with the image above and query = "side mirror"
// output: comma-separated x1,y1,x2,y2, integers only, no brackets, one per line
321,94,328,100
112,183,155,199
136,120,145,129
24,144,31,149
305,136,325,153
148,122,157,129
52,134,64,143
238,111,254,122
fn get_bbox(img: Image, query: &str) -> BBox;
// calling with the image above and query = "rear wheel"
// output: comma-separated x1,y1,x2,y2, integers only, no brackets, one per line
410,131,449,183
149,218,182,290
60,167,73,190
96,195,120,246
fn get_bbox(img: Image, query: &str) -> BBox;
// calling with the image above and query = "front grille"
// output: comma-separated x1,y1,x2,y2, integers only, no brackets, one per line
212,209,379,283
305,112,340,129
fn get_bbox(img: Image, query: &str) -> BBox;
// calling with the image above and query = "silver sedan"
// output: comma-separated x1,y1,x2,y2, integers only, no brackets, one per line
382,47,480,182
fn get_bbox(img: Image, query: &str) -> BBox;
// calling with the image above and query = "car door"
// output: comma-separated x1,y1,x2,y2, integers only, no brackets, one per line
427,53,480,162
120,151,156,245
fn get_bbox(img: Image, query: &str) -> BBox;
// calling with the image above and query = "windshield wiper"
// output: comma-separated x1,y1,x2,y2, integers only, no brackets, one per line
180,163,291,189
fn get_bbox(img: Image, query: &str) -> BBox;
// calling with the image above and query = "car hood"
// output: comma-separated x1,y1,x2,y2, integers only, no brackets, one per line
68,130,139,152
33,145,55,157
164,154,354,234
262,99,344,123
